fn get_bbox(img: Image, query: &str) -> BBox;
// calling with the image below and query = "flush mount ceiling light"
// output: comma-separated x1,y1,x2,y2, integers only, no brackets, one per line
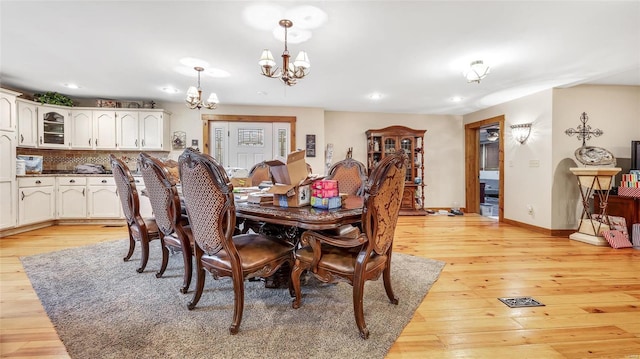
486,128,499,142
259,19,310,86
511,123,532,144
464,60,490,83
185,66,219,110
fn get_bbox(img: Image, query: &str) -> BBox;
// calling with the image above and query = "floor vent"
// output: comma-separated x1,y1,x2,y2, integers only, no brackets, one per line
498,297,545,308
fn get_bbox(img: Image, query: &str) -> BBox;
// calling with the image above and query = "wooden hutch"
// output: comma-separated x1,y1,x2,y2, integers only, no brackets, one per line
366,126,426,215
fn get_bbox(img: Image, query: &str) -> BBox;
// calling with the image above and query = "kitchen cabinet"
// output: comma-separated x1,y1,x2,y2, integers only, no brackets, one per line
69,109,93,149
16,99,38,147
38,105,70,148
1,88,19,230
18,177,55,226
133,176,153,218
57,177,87,219
92,110,118,149
87,177,122,218
366,125,426,215
117,110,169,150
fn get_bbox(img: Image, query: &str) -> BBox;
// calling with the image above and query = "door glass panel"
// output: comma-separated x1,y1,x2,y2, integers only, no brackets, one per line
277,129,287,157
214,128,224,165
237,129,264,147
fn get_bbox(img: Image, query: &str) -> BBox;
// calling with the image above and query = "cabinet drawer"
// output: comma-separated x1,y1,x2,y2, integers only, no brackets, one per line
56,177,87,185
18,177,55,187
88,177,116,186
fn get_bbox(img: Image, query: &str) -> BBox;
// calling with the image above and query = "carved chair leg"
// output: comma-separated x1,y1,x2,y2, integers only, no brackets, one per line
229,270,245,335
155,240,170,278
290,260,304,308
123,231,135,262
353,276,369,339
383,263,398,305
180,246,193,294
187,264,205,310
136,235,150,273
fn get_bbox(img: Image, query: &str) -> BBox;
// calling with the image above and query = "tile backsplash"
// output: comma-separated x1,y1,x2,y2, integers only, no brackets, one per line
16,148,169,172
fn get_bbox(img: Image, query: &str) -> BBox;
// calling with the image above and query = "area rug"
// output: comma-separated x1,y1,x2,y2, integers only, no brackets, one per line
21,239,444,359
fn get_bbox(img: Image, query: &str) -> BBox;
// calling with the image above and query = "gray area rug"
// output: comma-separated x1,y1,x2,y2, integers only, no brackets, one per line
21,239,444,359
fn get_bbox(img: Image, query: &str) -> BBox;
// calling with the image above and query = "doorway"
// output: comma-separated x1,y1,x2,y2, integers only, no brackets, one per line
201,114,296,169
464,115,504,221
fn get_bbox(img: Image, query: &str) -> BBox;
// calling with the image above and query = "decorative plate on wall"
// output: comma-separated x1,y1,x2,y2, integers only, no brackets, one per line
574,146,616,166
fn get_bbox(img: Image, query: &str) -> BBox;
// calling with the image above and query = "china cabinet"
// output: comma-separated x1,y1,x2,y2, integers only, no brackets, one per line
18,177,55,226
366,126,426,215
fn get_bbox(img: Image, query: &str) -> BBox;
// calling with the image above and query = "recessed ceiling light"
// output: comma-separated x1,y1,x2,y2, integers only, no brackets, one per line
451,96,463,102
369,93,383,100
63,83,79,89
257,91,268,96
162,87,180,94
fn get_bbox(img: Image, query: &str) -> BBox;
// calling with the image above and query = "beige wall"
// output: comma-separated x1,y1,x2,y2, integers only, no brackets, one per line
464,84,640,230
464,89,554,228
551,85,640,229
324,111,464,208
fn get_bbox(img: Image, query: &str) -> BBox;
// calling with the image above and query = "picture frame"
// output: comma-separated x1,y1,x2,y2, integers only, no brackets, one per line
306,134,316,157
172,131,186,150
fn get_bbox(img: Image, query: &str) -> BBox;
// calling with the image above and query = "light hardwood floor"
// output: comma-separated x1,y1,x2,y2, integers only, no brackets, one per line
1,215,639,358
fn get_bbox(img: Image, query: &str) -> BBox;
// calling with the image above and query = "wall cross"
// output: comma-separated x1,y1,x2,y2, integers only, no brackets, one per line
564,112,603,147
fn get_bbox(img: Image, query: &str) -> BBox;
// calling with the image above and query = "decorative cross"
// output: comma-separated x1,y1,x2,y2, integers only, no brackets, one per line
565,112,603,146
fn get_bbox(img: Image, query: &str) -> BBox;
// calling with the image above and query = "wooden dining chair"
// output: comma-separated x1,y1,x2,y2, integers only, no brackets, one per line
178,148,294,334
110,154,162,274
138,153,193,293
290,151,408,339
325,157,368,196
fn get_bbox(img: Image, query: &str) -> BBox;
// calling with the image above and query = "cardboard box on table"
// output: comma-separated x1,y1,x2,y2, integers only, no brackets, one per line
266,150,313,207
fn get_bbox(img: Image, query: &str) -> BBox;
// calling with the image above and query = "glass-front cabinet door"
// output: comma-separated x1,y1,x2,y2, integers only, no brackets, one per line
38,105,69,148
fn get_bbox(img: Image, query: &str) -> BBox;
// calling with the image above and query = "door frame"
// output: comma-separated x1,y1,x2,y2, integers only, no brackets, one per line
201,114,296,156
464,115,504,220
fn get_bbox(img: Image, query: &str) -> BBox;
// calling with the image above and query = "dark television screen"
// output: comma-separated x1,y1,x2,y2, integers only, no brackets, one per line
632,140,640,170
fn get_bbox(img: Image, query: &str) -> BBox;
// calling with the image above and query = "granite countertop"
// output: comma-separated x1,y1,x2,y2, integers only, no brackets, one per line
18,171,142,177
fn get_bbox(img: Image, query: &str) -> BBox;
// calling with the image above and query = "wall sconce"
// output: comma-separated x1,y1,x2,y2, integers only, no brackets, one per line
510,123,532,144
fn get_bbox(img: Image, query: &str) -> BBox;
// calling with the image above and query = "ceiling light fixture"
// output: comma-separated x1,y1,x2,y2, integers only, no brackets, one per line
185,67,219,110
486,128,499,142
464,60,490,83
511,123,532,144
259,19,310,86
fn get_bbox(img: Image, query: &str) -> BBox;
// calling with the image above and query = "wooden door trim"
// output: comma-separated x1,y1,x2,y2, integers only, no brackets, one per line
201,114,296,155
464,115,504,221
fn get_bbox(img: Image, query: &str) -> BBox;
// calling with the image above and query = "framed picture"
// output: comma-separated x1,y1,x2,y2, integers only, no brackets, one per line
172,131,186,150
306,134,316,157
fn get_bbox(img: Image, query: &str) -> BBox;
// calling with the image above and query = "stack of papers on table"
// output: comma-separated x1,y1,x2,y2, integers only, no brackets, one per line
247,192,274,204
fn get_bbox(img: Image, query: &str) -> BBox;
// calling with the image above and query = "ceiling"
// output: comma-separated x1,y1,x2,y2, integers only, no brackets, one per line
1,1,639,116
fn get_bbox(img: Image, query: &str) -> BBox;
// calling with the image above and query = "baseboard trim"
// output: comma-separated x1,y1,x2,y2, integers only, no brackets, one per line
502,218,575,237
1,219,127,238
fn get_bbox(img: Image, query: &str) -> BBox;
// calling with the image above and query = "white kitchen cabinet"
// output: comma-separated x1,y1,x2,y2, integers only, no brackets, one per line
1,89,19,230
139,111,167,150
69,109,93,149
87,177,122,218
93,110,118,149
16,99,38,148
57,177,87,219
0,132,16,229
38,105,70,148
18,177,55,226
116,111,140,150
132,176,153,218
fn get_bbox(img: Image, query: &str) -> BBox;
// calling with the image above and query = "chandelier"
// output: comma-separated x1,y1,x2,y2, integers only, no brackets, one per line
259,19,310,86
185,66,219,110
464,60,490,83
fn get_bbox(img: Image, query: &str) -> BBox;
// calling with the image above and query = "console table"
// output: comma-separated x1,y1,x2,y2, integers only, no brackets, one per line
569,167,621,246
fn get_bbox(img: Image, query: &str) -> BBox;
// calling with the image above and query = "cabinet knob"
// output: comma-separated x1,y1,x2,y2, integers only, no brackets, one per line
35,180,41,184
70,179,75,183
101,180,107,183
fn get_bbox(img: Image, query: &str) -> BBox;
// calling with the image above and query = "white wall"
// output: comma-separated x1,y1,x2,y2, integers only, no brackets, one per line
324,111,464,208
464,89,554,228
551,85,640,229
